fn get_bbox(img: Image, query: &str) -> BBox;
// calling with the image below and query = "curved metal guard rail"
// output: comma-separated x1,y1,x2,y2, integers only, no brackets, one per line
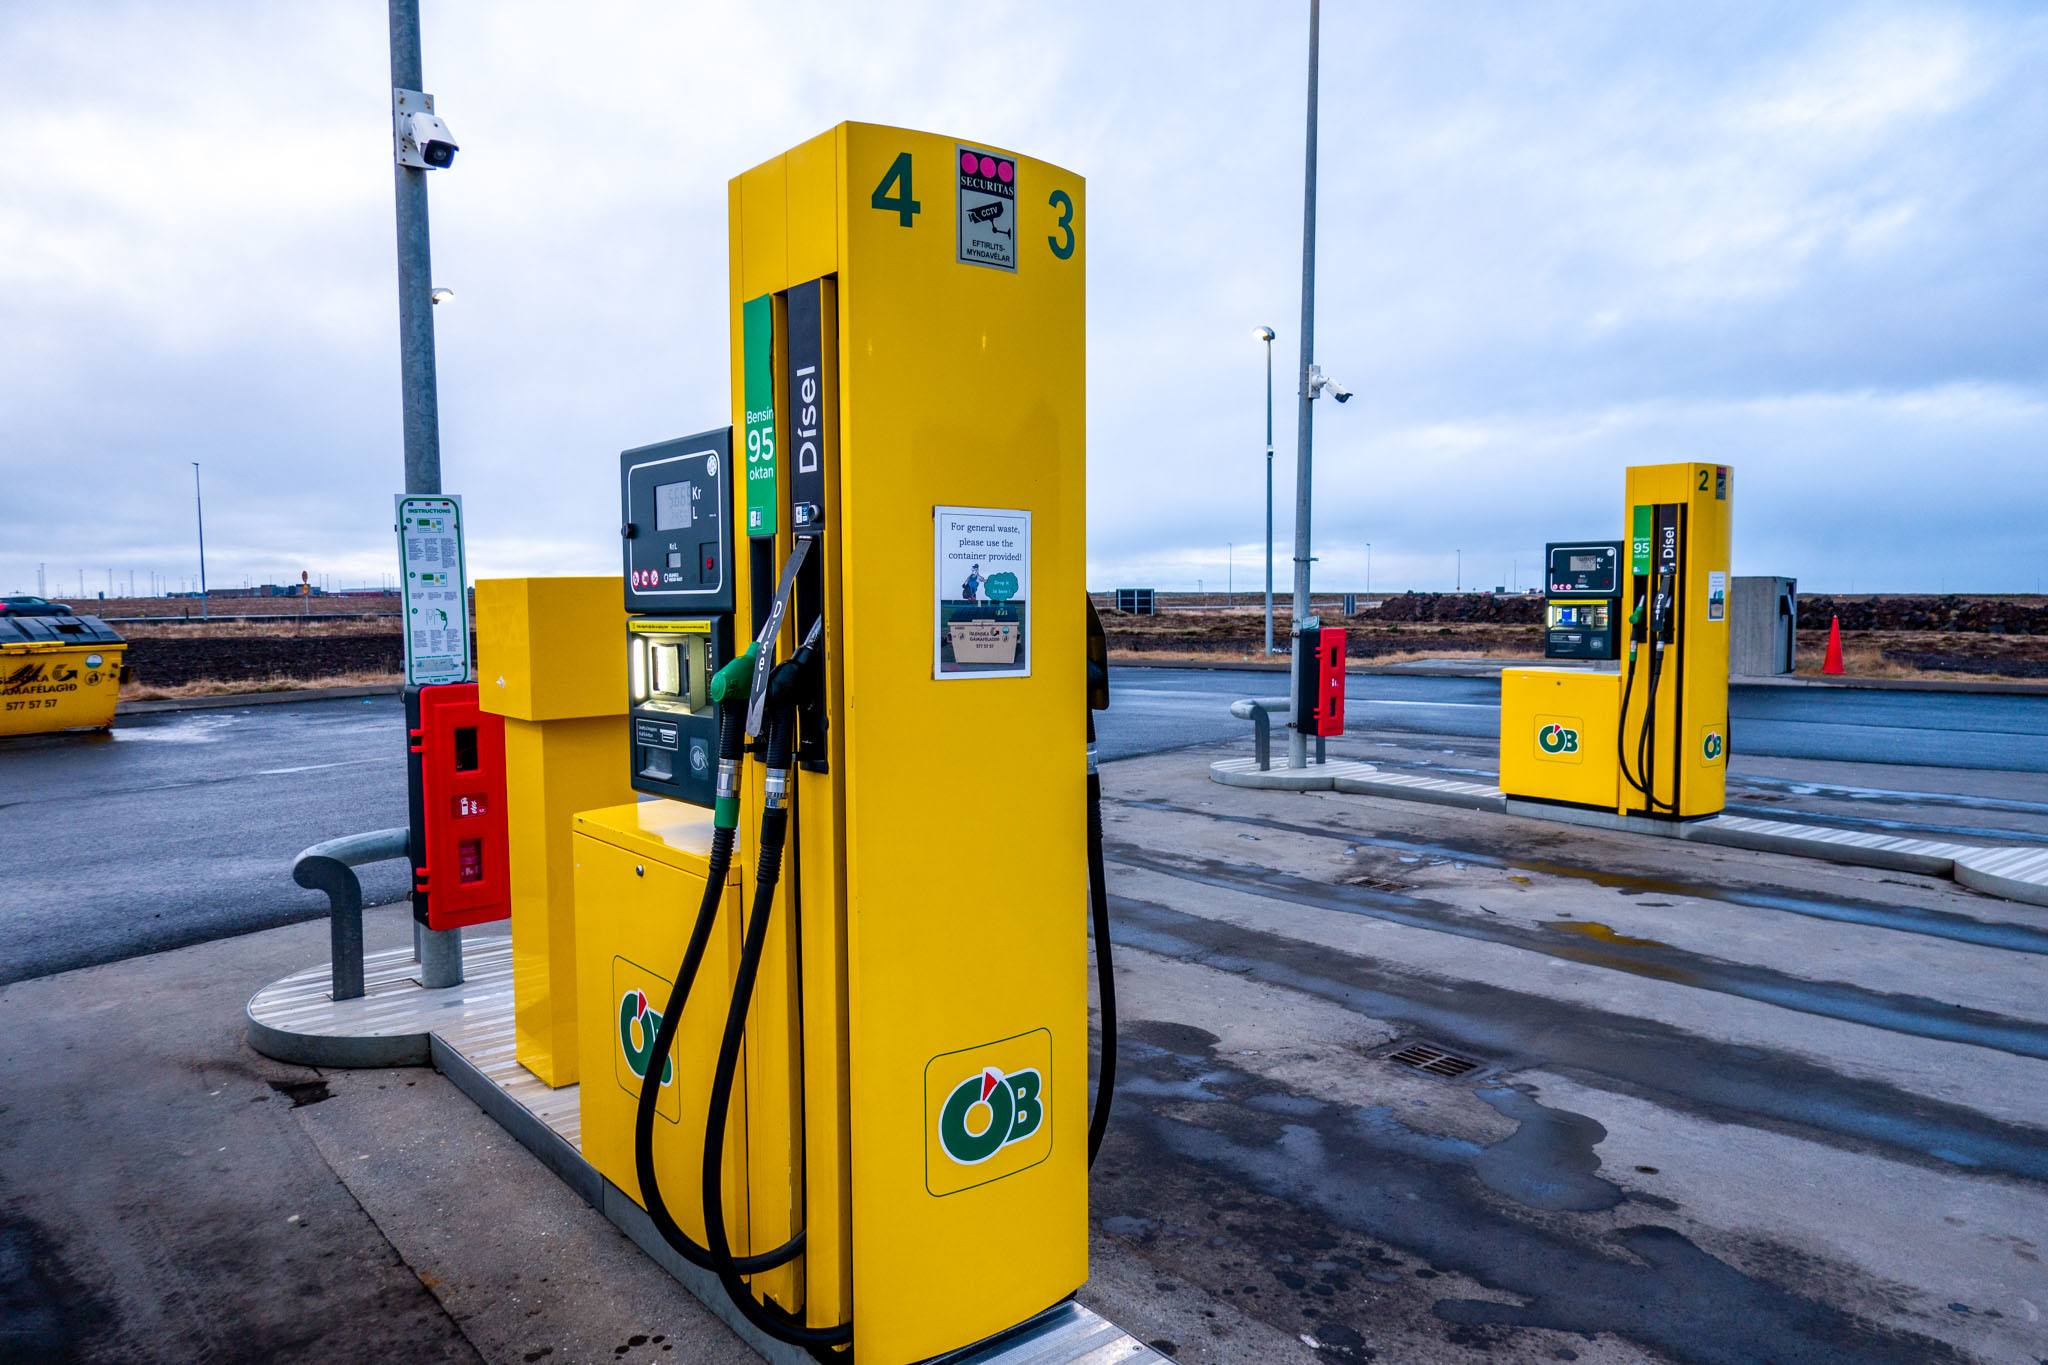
292,828,409,1001
1229,696,1325,771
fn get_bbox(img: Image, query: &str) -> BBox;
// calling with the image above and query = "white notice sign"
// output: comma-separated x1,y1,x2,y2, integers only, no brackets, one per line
934,506,1030,679
395,494,471,685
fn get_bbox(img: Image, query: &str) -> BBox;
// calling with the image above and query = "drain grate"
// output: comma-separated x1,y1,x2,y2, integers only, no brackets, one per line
1387,1043,1481,1080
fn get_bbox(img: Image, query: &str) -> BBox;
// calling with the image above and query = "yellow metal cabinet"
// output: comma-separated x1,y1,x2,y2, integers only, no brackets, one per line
1499,668,1622,808
477,576,636,1086
571,800,751,1246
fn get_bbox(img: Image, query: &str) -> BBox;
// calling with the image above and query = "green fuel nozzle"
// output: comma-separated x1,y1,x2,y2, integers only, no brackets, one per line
709,646,759,830
710,644,758,705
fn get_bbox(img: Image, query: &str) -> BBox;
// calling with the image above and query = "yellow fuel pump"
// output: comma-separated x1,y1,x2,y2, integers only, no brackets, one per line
571,123,1103,1364
1501,461,1732,819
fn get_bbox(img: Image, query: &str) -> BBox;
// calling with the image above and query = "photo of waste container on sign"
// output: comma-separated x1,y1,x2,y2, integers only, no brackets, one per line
935,506,1031,678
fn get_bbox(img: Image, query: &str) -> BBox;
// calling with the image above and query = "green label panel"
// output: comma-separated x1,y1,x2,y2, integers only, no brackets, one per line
742,294,777,538
1630,505,1653,576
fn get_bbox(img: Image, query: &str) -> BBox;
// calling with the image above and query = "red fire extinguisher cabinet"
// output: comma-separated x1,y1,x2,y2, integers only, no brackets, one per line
1293,625,1347,737
405,682,512,930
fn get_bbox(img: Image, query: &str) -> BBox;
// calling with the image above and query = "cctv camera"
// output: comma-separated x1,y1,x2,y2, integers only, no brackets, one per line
1305,364,1355,404
393,90,458,169
404,111,458,168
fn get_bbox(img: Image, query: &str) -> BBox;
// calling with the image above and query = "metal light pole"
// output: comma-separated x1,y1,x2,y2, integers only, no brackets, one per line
1255,325,1277,653
191,462,209,618
389,0,460,988
1366,542,1372,595
1287,0,1322,768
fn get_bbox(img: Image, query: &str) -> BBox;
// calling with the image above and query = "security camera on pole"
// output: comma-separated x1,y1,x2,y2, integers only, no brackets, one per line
1285,0,1355,768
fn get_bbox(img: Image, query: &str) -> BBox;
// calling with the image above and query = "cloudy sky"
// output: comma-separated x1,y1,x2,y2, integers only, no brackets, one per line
3,2,2043,599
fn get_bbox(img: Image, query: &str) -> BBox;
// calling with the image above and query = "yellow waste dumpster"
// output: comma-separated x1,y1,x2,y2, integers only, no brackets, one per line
0,615,127,736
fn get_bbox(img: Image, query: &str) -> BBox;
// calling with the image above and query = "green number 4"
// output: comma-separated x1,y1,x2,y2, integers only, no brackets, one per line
871,152,920,227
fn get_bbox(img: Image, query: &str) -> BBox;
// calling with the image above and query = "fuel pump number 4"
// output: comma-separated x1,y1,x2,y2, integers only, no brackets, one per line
869,149,1077,261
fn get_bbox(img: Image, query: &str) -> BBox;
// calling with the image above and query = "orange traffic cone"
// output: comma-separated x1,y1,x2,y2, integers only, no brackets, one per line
1822,615,1845,675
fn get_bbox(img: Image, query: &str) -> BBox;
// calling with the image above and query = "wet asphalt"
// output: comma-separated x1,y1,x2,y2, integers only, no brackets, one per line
1085,757,2048,1362
2,674,2044,985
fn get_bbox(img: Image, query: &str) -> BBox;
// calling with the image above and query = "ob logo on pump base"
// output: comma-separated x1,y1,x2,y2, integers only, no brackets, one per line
611,959,681,1123
925,1028,1052,1196
1537,722,1581,757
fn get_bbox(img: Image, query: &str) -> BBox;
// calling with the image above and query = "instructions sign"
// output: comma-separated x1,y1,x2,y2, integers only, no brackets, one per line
1707,570,1727,622
956,146,1017,272
935,506,1030,679
742,293,777,538
396,494,470,685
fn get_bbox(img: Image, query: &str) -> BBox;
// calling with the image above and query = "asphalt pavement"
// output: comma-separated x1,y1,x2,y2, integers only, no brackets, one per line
0,696,409,985
2,671,2043,986
1106,667,2048,772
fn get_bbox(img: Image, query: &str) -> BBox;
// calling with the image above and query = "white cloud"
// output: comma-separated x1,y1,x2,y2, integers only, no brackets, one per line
2,0,2044,600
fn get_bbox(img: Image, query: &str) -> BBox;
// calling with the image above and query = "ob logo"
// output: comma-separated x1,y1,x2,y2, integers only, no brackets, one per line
938,1066,1043,1166
1538,723,1580,755
1703,730,1724,761
618,989,674,1088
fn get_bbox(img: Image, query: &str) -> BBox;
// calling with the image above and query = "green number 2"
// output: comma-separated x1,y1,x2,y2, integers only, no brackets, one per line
871,152,920,227
1047,189,1075,259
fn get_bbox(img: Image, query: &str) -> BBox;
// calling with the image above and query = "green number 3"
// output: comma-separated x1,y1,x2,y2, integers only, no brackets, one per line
1047,189,1075,260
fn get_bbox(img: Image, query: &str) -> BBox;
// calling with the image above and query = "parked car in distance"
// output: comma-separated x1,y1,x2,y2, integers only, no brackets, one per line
0,596,75,616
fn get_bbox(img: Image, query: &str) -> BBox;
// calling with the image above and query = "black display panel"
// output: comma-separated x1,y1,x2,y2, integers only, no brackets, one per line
620,429,734,614
1546,542,1621,597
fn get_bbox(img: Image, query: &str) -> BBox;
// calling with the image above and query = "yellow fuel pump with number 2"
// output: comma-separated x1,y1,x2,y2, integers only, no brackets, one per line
573,122,1095,1365
1501,461,1732,820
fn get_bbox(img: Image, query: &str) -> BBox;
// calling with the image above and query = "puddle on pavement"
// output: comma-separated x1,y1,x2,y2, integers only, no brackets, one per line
111,713,237,744
1543,920,1669,950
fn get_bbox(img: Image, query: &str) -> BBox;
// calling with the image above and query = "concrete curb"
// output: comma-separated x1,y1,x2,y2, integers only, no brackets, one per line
1344,771,1506,812
120,684,400,715
1114,655,2048,695
1208,757,1379,791
1953,847,2048,908
1211,759,2048,908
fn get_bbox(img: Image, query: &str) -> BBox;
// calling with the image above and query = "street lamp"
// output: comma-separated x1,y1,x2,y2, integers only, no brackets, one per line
191,461,209,619
1255,324,1276,653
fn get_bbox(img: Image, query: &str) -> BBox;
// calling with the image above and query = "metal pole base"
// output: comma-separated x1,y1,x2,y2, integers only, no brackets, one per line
419,926,464,988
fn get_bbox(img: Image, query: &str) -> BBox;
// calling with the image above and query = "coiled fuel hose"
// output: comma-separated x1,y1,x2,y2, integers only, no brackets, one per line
698,644,853,1354
631,645,807,1280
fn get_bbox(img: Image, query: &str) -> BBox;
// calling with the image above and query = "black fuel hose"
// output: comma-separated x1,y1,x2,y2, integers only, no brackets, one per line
1617,644,1645,801
632,700,807,1279
1086,716,1116,1167
700,667,852,1355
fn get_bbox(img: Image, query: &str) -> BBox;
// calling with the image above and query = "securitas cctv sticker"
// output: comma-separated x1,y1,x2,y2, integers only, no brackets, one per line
957,146,1017,272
